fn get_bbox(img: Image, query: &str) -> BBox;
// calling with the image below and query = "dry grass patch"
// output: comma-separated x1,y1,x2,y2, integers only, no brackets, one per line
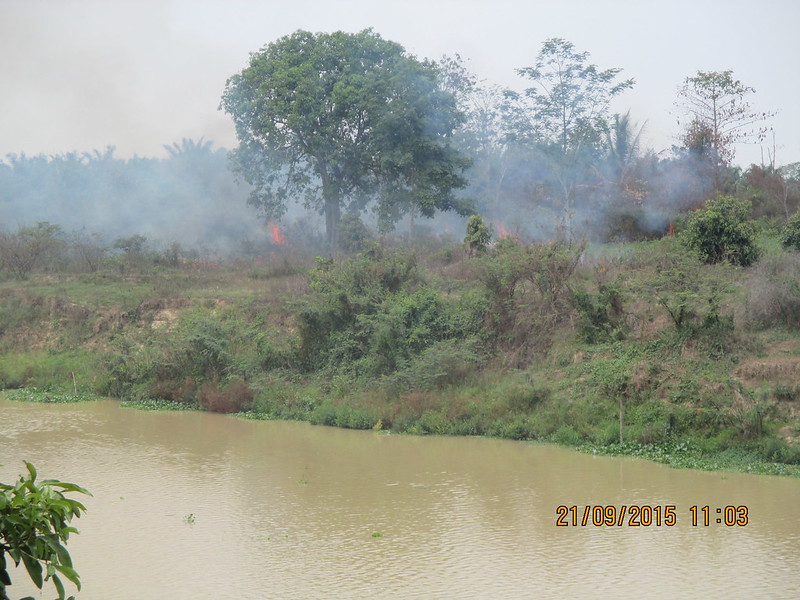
735,357,800,385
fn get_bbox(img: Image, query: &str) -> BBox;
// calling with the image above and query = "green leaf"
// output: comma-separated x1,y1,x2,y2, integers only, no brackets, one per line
21,554,43,589
52,573,66,600
55,542,73,568
42,481,92,496
54,564,81,590
24,461,37,483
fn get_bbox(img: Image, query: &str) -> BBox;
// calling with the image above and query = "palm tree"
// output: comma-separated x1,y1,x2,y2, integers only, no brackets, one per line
163,137,215,159
605,111,646,184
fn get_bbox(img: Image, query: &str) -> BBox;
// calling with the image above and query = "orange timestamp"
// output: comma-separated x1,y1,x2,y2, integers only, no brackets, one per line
555,505,750,527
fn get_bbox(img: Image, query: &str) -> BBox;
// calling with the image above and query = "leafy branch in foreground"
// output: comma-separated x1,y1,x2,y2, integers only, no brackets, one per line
0,462,90,600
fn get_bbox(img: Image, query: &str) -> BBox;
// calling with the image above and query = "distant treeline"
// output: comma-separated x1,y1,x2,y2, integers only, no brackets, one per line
0,139,271,256
3,136,798,258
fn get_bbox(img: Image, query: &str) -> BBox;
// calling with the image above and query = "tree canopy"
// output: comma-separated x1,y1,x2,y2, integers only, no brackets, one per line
220,29,471,249
499,38,635,237
676,70,774,168
504,38,634,154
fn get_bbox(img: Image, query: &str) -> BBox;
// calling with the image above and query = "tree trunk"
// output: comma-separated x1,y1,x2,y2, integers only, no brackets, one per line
407,204,416,244
319,166,341,255
324,194,341,254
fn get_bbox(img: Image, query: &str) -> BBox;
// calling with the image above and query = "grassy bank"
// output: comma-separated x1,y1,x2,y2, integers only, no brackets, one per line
1,234,800,476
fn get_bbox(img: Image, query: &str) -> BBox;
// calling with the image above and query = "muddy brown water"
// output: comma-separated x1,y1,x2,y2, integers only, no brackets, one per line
1,398,799,599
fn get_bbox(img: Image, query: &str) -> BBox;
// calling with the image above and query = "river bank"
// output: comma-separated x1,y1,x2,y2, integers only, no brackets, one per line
3,385,799,478
1,235,799,476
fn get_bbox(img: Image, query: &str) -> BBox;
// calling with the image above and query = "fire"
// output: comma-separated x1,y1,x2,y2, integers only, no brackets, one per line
495,222,518,241
667,222,675,237
268,221,289,246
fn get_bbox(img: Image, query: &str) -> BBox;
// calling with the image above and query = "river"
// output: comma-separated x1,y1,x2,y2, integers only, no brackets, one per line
1,398,799,599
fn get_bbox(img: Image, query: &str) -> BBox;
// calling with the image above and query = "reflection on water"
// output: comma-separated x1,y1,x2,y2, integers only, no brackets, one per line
1,398,799,599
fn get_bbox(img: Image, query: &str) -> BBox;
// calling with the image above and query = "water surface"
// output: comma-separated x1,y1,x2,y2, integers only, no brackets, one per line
1,399,798,599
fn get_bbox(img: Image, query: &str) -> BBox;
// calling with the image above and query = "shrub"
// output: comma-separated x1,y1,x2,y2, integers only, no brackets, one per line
781,210,800,251
504,383,550,413
552,424,584,446
570,283,627,343
337,212,373,253
197,379,254,413
601,206,664,242
296,246,483,378
382,337,482,392
681,195,759,266
745,253,800,329
181,317,231,381
475,239,584,363
0,222,66,279
147,377,197,403
464,214,491,257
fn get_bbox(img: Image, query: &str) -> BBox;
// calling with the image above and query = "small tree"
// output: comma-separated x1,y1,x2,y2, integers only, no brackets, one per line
0,222,64,280
464,214,491,257
681,195,760,266
1,462,89,600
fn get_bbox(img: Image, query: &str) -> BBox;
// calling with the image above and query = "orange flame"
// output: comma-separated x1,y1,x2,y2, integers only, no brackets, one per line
496,222,518,241
667,222,675,237
268,221,289,246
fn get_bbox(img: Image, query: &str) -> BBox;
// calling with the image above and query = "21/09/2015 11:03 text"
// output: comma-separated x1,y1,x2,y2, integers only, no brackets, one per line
555,505,749,527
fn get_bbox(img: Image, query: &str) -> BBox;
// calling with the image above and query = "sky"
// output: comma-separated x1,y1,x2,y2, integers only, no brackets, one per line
1,0,798,168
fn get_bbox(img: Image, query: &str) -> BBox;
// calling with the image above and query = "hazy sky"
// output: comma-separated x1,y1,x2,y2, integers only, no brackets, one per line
2,0,798,168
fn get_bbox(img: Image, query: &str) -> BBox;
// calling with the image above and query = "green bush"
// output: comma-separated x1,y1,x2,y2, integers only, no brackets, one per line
681,195,760,266
552,424,584,446
381,338,482,393
296,245,484,379
464,214,491,257
475,238,583,362
570,283,627,343
1,462,89,600
504,383,550,413
197,379,254,413
337,212,373,253
0,222,66,280
780,210,800,251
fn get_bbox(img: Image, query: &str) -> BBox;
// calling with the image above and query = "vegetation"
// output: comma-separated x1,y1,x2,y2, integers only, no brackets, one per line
1,31,799,478
464,214,491,256
676,70,775,170
2,209,800,477
681,195,760,266
781,210,800,251
220,29,471,249
0,462,89,600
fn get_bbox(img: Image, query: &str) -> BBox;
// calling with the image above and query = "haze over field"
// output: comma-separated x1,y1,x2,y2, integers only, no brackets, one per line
1,0,798,167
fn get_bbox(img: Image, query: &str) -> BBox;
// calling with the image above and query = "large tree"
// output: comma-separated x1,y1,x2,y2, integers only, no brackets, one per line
504,38,634,156
501,38,634,237
220,29,470,249
676,70,774,168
